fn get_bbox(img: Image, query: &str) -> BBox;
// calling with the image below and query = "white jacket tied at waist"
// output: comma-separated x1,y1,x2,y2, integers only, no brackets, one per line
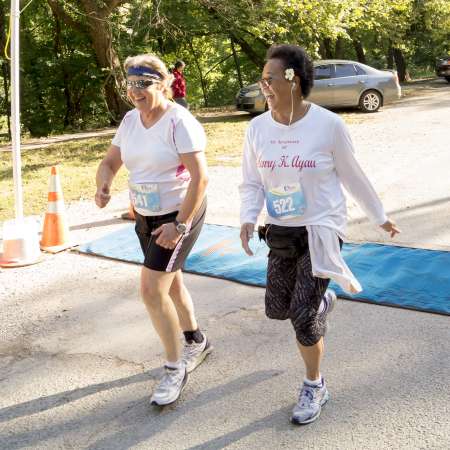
306,225,362,294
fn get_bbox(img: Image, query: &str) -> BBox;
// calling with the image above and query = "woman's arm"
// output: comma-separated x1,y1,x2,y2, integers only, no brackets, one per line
152,151,208,249
176,151,209,223
332,119,400,237
239,126,265,255
95,145,123,208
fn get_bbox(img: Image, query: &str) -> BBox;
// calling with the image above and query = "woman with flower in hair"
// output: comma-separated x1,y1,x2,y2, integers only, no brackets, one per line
95,54,212,406
239,44,400,425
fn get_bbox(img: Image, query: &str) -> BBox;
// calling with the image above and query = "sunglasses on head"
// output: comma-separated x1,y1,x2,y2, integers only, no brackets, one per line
126,79,159,89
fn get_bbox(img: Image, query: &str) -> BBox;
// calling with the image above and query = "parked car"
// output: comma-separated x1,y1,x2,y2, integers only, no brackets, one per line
435,56,450,82
236,59,401,114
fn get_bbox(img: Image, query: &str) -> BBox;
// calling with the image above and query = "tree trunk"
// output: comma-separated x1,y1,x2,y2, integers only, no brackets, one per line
387,42,394,70
334,37,345,59
0,1,11,138
199,2,266,68
226,31,265,68
188,40,208,107
352,38,366,64
83,18,129,123
230,38,243,88
48,0,130,124
1,62,11,138
393,47,410,82
52,11,74,127
320,38,334,59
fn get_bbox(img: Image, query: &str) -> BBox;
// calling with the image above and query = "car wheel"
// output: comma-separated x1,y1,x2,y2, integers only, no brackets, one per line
359,90,382,113
445,77,450,83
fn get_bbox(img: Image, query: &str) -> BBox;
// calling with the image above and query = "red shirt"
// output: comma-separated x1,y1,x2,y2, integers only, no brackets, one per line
172,69,186,98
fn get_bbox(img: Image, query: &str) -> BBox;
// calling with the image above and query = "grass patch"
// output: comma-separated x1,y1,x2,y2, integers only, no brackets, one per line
0,116,250,222
0,137,127,222
0,109,364,222
201,114,249,166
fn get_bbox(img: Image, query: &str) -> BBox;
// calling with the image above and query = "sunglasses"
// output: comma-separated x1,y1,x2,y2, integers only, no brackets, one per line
257,77,277,88
126,79,159,89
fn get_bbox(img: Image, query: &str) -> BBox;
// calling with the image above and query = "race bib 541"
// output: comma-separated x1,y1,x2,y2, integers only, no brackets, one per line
129,182,161,213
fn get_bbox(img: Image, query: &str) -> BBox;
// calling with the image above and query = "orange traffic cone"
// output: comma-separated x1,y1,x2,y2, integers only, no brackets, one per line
121,202,135,221
40,166,73,253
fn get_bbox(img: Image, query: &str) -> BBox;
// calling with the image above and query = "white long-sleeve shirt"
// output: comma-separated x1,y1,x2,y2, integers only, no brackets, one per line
239,103,387,293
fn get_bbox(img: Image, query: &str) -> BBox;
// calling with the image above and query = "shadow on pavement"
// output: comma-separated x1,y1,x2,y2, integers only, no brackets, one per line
0,369,161,424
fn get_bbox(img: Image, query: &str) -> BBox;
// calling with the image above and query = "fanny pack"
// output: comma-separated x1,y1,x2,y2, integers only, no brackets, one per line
258,224,308,258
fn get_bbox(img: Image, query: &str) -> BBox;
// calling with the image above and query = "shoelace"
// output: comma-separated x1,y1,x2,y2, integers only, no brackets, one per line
182,342,203,359
157,368,183,392
298,386,315,407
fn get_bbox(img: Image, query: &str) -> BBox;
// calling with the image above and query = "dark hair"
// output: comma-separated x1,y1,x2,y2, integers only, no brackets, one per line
174,60,185,69
265,44,314,98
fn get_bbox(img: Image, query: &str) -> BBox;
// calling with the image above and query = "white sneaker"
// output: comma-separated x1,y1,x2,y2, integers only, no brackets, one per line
150,365,188,406
320,289,337,316
320,289,337,334
291,378,329,425
182,333,213,373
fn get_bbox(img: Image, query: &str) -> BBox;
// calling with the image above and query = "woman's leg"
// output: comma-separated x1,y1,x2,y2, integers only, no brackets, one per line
140,266,181,363
169,270,198,332
290,251,331,425
297,338,324,381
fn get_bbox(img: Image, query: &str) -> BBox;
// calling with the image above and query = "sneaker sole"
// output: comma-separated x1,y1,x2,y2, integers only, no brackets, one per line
186,341,214,373
150,370,188,406
291,392,330,425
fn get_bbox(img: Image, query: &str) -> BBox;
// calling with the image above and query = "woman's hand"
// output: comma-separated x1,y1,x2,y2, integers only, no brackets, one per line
95,182,111,208
240,223,255,256
152,222,182,249
380,219,401,238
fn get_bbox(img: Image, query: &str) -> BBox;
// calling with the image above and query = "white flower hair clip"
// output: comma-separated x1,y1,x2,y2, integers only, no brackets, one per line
285,68,295,81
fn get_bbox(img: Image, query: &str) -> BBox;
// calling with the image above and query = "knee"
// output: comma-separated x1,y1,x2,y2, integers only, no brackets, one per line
169,279,184,302
141,280,166,310
292,317,324,347
296,330,321,347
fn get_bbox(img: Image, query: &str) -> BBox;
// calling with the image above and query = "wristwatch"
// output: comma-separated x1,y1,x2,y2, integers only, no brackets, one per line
174,219,187,235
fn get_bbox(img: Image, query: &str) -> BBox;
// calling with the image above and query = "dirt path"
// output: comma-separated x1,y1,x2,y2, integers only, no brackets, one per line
1,78,447,153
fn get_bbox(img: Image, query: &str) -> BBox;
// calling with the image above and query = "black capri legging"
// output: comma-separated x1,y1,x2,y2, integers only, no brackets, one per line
264,224,332,346
134,198,206,272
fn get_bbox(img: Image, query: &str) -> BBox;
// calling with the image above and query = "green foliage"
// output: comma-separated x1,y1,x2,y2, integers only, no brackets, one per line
0,0,449,136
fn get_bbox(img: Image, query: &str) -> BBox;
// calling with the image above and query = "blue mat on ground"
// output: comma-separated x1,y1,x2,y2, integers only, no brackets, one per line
78,223,450,316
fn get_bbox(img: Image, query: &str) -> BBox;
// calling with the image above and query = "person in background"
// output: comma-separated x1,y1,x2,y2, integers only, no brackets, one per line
172,60,188,108
239,44,400,425
95,54,212,406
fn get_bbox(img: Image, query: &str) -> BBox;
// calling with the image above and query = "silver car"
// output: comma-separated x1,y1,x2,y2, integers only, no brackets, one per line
236,59,401,113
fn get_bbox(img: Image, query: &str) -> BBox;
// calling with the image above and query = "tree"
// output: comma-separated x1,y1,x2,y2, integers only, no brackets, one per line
47,0,130,123
0,0,10,138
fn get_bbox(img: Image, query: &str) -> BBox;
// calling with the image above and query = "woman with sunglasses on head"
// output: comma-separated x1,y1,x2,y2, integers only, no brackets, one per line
239,44,400,425
95,54,212,406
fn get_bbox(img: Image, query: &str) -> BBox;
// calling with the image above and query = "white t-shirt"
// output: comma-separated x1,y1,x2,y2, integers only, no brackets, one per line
112,103,206,215
239,103,387,234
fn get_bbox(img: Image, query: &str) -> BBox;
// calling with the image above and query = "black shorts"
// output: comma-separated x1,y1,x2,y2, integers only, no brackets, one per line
264,225,336,346
134,199,206,272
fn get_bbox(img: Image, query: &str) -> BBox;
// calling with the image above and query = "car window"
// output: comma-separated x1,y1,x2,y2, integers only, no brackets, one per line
334,64,357,78
354,64,367,75
314,65,332,80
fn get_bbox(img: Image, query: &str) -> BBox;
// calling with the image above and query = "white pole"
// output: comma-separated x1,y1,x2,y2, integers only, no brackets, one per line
10,0,23,219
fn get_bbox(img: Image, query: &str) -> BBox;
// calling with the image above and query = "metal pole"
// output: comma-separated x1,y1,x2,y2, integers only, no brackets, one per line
10,0,23,219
